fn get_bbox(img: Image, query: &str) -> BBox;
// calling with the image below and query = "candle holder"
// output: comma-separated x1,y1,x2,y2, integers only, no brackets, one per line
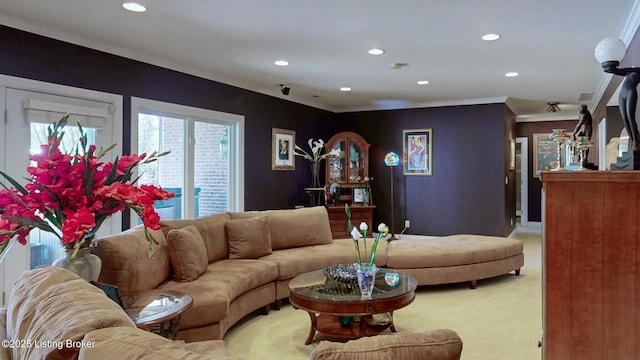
574,136,594,171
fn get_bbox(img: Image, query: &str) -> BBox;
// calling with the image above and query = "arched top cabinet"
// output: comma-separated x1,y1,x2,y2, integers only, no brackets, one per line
325,131,370,185
324,132,374,238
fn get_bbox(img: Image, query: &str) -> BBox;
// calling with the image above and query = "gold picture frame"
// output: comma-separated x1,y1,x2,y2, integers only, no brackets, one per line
271,128,295,170
510,139,516,170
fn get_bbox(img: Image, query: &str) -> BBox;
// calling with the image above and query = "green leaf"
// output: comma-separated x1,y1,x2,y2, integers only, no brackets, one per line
105,156,120,185
369,239,380,267
3,216,58,235
0,171,28,195
96,143,117,159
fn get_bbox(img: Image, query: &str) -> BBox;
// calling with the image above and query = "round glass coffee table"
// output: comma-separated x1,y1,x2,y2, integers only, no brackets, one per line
121,290,193,340
289,267,417,345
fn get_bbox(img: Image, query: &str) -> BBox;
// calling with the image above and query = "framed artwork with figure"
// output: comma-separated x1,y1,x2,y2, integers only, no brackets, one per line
403,129,432,176
272,128,295,170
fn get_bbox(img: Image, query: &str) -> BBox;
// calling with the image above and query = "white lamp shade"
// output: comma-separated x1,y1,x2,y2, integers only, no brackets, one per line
594,37,627,64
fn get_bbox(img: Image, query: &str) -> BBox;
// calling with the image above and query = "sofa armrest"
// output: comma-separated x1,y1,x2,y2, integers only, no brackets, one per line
80,327,233,359
310,329,463,360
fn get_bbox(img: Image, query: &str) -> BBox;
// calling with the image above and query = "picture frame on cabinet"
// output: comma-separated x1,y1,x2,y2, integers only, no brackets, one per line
352,187,368,204
533,132,572,177
272,128,295,170
403,129,432,176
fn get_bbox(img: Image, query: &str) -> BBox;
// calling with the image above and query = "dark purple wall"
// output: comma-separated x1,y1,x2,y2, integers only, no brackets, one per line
335,103,514,237
0,25,515,236
0,24,333,212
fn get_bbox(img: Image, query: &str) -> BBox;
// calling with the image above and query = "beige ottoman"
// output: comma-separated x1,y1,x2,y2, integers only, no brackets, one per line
385,234,524,288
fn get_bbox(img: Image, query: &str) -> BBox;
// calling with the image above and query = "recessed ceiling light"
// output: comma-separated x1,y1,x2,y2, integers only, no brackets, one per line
274,60,289,66
505,72,519,77
482,33,501,41
340,87,352,92
368,48,385,55
417,80,430,85
122,2,146,12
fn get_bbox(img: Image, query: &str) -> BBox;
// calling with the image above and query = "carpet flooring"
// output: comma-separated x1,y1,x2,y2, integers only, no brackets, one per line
223,228,542,359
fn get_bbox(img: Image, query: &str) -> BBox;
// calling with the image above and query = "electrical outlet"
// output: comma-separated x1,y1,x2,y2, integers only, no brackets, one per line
404,220,410,228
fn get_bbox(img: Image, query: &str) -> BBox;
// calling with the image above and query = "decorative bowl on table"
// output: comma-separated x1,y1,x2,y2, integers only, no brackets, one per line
322,263,359,284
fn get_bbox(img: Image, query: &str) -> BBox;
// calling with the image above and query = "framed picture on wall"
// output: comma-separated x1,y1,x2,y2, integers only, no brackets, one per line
272,128,295,170
510,139,516,170
403,129,433,176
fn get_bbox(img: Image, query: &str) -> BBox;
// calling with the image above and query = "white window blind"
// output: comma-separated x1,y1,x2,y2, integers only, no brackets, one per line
22,98,113,129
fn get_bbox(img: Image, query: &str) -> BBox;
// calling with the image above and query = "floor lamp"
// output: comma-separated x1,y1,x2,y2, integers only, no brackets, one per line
384,151,400,240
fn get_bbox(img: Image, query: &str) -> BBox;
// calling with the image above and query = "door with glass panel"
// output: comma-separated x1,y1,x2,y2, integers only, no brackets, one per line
1,86,119,305
133,98,244,220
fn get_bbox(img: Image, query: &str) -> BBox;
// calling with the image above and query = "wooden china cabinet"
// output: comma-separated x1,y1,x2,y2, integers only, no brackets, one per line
540,171,640,359
324,131,374,237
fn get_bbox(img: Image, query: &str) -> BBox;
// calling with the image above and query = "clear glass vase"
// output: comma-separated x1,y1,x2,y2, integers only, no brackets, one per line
52,247,102,282
356,263,378,300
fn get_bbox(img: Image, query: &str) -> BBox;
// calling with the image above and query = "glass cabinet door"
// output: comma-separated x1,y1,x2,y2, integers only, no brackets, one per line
325,131,370,185
348,142,363,181
329,140,346,182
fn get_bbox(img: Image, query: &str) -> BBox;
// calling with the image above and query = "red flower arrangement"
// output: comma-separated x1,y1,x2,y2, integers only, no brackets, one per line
0,114,174,260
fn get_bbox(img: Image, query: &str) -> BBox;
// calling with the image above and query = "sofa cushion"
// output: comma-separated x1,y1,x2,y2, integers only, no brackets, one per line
386,234,524,268
226,215,272,259
229,206,332,250
80,327,232,359
94,226,171,293
167,225,209,282
157,259,278,328
7,267,135,360
260,239,388,280
311,329,463,360
160,212,232,263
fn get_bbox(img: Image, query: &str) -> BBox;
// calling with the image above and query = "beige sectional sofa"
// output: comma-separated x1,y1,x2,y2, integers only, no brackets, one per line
0,265,464,360
94,206,523,343
1,266,231,360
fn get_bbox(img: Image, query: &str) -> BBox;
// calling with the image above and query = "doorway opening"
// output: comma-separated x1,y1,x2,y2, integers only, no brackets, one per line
516,137,528,227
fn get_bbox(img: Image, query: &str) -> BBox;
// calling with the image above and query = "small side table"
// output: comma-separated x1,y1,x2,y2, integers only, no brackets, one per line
121,290,193,340
304,187,326,206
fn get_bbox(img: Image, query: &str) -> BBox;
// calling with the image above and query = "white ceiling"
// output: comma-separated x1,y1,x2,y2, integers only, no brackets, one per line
0,0,638,120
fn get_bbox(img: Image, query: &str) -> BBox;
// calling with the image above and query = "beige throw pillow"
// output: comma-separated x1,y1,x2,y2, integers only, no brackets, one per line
226,216,272,259
167,225,208,282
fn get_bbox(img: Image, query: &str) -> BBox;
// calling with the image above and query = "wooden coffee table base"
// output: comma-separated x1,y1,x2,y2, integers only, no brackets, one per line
304,312,396,345
288,268,417,345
